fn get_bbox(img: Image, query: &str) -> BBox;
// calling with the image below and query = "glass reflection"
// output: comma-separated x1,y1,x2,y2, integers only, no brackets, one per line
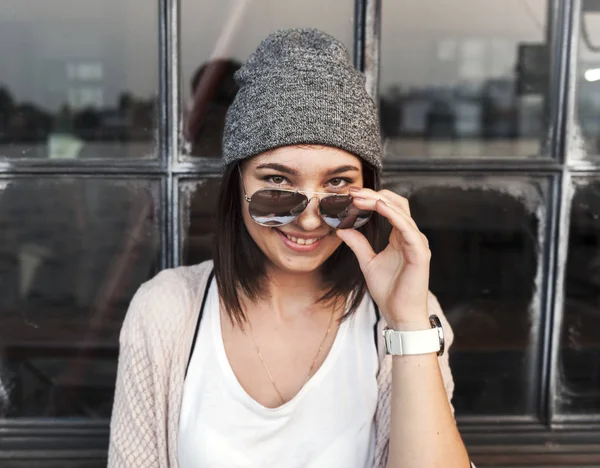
180,0,354,158
381,0,549,159
0,0,158,159
180,178,221,264
384,176,547,416
575,3,600,157
558,179,600,414
0,178,160,418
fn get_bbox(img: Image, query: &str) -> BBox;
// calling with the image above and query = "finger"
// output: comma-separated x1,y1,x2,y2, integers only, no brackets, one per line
352,196,419,231
350,192,404,216
351,188,411,216
336,210,359,229
336,228,376,270
379,189,411,216
375,200,429,261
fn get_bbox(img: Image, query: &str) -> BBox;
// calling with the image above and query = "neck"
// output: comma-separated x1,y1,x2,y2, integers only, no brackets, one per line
256,264,328,321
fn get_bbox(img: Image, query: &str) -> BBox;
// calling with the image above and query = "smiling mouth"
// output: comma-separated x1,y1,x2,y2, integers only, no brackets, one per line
280,231,324,246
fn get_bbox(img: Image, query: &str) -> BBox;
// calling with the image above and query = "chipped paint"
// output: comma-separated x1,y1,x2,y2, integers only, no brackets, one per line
548,172,575,421
178,179,210,259
384,175,546,215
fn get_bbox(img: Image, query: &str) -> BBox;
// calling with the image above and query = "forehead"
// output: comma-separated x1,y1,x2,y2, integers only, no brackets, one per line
248,145,363,174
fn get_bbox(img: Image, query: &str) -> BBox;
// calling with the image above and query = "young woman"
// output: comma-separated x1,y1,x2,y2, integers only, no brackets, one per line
108,28,472,468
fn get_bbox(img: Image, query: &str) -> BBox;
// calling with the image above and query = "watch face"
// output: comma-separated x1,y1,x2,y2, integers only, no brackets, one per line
429,314,445,356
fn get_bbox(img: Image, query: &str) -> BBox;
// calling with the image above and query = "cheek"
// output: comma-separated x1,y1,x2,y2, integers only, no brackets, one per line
324,233,343,253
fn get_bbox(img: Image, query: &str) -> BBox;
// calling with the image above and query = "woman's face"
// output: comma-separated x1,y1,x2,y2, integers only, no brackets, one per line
240,146,365,275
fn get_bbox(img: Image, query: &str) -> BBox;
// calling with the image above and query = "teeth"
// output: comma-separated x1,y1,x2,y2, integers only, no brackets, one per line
284,233,320,246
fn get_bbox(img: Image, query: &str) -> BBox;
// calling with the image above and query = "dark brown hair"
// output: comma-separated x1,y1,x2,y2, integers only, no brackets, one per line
213,159,384,328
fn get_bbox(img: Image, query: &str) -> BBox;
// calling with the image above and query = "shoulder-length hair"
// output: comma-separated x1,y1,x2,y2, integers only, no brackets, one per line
213,158,384,328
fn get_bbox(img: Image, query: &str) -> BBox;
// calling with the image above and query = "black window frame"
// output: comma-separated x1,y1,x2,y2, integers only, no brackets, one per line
2,0,600,466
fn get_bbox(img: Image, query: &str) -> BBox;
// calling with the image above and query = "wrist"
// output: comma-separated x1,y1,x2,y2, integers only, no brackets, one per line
387,316,431,331
383,314,445,356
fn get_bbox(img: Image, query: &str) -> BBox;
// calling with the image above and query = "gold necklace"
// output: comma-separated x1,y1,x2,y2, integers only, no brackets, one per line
247,309,335,406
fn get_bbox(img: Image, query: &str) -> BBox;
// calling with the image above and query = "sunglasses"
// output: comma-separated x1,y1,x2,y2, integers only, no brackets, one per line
240,171,372,230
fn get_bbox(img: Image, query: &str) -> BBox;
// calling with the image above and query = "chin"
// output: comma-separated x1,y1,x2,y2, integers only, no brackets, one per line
270,255,328,275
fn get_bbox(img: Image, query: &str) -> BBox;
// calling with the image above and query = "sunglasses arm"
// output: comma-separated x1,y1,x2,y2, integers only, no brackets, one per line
237,165,253,203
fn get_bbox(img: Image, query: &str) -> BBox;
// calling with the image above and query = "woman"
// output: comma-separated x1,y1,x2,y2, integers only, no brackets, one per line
108,28,472,467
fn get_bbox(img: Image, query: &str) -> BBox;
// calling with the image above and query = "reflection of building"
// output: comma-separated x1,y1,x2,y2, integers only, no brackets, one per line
0,85,155,148
381,41,549,145
0,17,156,153
0,18,126,112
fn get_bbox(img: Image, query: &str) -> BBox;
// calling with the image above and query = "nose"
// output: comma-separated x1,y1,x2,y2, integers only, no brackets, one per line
295,197,324,232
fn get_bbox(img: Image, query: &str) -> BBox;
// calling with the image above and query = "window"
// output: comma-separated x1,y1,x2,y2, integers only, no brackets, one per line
0,178,160,418
557,177,600,416
0,0,158,160
2,0,600,466
380,0,550,160
383,175,549,417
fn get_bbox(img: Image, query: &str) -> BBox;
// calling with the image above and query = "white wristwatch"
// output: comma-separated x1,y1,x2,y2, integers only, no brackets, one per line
383,315,445,356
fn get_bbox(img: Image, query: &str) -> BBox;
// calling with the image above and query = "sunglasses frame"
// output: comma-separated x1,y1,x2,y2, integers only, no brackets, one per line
238,166,371,229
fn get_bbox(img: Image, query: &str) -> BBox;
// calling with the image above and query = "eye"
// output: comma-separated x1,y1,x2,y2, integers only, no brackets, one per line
328,178,351,189
263,175,289,185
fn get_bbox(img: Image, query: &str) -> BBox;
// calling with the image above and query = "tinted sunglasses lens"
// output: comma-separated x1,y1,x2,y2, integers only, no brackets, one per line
248,190,308,226
319,195,372,229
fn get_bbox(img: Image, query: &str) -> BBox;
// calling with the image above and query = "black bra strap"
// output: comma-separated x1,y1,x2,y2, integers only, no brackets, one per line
185,268,214,377
372,299,381,354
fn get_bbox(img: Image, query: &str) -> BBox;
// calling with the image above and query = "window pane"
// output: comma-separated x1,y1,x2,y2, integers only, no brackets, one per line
181,0,354,159
557,178,600,415
180,178,221,264
383,175,548,416
0,0,158,160
381,0,549,159
573,3,600,159
0,178,160,418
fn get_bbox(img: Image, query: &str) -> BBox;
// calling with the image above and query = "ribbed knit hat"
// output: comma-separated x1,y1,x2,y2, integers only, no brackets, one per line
222,28,382,171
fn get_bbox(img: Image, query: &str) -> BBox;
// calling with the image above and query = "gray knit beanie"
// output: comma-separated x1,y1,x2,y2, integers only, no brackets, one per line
222,28,382,171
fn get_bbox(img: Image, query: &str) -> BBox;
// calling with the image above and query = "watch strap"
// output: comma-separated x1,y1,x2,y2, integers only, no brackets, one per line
384,326,441,356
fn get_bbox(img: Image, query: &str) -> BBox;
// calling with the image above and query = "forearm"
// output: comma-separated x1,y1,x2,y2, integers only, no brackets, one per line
386,336,470,468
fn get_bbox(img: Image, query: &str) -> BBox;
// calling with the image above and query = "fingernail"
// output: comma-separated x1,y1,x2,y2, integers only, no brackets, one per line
349,187,361,193
353,197,365,201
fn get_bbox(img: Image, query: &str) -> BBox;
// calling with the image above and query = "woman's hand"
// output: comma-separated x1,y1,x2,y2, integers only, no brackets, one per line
336,188,431,330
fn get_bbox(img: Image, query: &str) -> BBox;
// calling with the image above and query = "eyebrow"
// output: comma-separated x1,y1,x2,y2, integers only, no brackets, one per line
254,163,360,177
324,165,360,176
255,163,298,175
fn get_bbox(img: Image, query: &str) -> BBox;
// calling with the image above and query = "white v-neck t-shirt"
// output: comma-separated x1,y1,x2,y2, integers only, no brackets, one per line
178,278,379,468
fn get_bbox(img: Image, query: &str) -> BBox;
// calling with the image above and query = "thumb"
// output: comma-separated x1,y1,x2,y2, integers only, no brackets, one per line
336,229,376,271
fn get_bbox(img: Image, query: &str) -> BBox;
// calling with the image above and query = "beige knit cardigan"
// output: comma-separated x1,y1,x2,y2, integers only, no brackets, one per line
107,261,457,468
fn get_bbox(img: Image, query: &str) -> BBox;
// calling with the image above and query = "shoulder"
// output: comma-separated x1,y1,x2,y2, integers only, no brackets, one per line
120,260,214,345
